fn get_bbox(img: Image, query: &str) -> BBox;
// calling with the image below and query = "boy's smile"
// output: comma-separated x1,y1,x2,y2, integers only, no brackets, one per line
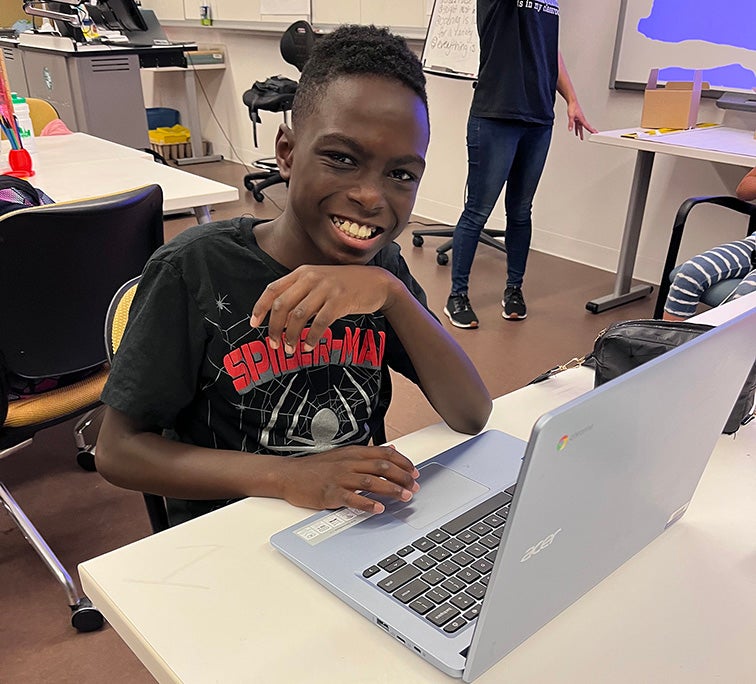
259,74,430,269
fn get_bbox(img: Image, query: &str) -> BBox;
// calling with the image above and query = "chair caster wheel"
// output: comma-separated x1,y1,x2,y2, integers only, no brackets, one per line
70,598,104,632
412,235,424,247
436,252,449,266
76,450,96,472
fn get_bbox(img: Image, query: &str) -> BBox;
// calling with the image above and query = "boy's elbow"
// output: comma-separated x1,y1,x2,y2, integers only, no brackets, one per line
95,412,138,490
94,438,125,488
449,397,493,435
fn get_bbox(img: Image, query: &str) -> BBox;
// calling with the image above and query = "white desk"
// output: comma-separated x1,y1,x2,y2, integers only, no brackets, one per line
1,133,238,223
78,294,756,683
587,125,756,314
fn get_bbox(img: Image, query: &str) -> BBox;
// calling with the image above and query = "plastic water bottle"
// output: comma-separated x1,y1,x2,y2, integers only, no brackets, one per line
11,93,36,154
200,4,212,26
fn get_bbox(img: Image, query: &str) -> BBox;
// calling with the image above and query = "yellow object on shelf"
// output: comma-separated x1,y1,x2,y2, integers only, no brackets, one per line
148,124,191,145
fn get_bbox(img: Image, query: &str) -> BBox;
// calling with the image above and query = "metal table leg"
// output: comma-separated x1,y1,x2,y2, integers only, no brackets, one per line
586,149,656,313
175,67,223,166
194,205,212,224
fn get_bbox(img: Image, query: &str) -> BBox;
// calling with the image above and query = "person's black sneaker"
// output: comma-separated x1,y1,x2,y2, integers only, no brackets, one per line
444,293,479,328
502,286,527,320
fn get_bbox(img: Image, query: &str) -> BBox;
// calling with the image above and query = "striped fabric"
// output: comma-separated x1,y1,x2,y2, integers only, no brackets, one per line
665,231,756,318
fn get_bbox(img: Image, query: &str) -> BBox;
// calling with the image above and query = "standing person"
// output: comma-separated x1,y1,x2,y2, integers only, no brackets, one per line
663,166,756,320
444,0,596,328
95,25,492,526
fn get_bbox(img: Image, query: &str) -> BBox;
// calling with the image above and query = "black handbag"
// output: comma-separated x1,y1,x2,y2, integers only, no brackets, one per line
531,319,756,435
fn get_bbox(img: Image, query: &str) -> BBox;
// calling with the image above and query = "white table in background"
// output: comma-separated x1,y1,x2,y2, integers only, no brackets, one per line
1,133,238,223
78,293,756,684
587,125,756,313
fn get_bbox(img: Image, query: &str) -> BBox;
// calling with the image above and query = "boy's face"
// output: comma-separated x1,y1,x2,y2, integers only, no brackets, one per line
275,74,429,266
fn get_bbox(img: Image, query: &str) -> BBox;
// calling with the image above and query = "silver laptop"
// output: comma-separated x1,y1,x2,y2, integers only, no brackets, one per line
271,308,756,681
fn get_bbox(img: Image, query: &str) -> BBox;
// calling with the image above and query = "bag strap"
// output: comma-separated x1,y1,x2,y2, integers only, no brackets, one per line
0,175,43,205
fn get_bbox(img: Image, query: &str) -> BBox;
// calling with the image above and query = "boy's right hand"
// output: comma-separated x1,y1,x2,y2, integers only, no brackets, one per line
276,444,420,514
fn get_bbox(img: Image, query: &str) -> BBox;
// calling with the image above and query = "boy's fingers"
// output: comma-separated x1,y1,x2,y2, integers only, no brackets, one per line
342,491,385,514
302,303,343,350
282,293,328,351
372,445,418,476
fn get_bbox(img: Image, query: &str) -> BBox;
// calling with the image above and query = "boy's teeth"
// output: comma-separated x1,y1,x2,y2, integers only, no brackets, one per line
333,217,374,240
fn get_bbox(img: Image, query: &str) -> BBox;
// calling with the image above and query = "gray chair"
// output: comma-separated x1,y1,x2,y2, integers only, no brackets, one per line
0,185,164,630
653,195,756,319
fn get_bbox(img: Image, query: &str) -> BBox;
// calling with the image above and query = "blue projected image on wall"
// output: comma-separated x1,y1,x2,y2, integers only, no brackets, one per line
637,0,756,91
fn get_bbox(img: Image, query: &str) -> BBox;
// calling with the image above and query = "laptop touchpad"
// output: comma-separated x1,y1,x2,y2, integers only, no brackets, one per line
384,463,488,530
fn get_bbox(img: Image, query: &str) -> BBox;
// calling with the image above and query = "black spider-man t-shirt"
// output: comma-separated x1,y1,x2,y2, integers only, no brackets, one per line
102,217,429,521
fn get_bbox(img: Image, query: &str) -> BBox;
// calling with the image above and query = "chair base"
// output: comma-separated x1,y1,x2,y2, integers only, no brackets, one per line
0,480,104,632
74,406,102,471
243,170,285,202
411,228,507,266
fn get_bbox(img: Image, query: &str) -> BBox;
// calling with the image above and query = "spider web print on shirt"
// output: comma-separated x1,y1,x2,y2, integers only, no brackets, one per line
206,292,385,455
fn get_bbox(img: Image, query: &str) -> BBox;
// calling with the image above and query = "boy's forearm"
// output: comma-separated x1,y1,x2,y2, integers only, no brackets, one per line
381,279,492,434
96,409,288,501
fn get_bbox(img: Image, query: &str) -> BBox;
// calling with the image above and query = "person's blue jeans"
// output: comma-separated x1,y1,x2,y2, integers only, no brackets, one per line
450,115,553,295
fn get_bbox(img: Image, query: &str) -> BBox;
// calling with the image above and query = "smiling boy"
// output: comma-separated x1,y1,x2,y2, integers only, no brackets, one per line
96,25,492,526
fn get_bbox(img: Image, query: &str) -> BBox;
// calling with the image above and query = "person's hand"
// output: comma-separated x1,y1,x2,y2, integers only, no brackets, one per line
566,101,597,140
250,265,398,353
277,444,420,513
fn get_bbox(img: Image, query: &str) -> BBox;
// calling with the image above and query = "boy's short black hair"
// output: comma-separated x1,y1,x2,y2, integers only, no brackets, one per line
292,24,428,125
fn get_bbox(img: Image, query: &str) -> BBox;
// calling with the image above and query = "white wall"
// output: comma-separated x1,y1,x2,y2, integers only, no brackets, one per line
148,1,755,286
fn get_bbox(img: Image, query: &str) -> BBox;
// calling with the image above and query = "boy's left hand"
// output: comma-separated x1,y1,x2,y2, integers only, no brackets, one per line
250,265,398,353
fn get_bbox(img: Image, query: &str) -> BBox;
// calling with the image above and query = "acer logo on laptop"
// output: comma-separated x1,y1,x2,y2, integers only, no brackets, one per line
520,528,562,562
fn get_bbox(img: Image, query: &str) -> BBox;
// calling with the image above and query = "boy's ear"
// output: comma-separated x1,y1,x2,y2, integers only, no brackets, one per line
275,124,294,181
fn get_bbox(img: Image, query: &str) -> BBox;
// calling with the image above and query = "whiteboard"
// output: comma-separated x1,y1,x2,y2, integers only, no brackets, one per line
612,0,756,94
420,0,478,80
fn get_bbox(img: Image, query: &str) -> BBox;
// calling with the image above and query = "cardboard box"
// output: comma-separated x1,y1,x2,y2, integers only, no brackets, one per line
641,69,708,130
150,140,212,161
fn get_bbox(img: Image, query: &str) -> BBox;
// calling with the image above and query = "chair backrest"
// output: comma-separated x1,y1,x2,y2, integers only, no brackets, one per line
26,98,61,136
104,276,141,362
280,20,316,73
0,185,164,379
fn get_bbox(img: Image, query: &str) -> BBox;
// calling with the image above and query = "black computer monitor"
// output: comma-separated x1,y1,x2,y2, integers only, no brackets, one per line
86,0,147,33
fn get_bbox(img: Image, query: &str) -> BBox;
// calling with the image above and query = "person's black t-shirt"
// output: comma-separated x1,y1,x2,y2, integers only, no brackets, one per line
101,217,431,523
471,0,560,125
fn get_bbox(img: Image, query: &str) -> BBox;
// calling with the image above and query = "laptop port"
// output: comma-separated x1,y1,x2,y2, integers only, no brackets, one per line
377,619,389,631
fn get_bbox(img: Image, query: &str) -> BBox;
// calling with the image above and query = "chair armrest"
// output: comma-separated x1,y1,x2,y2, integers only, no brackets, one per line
674,195,756,227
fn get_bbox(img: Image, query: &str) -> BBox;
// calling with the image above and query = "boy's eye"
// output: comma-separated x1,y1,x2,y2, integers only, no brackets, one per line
325,152,356,166
390,169,418,183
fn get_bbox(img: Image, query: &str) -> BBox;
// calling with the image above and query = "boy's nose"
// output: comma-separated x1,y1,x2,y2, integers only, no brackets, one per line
346,176,385,214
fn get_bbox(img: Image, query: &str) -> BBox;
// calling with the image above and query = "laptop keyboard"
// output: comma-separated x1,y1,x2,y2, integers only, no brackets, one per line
361,485,515,635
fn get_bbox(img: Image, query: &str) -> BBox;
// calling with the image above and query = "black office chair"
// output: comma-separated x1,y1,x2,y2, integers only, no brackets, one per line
0,185,164,630
242,20,317,202
411,220,507,266
653,195,756,318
